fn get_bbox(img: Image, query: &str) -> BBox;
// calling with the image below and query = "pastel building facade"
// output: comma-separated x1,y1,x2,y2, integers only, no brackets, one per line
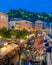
9,20,33,32
0,12,8,29
8,21,17,29
34,20,47,35
35,20,43,30
35,20,47,30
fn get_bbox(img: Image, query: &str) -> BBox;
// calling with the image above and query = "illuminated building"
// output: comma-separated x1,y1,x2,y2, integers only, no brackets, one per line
0,12,8,29
9,20,33,32
35,20,43,30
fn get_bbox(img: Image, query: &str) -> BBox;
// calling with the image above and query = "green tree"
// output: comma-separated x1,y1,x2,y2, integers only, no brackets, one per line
7,8,52,22
16,29,31,39
0,27,10,38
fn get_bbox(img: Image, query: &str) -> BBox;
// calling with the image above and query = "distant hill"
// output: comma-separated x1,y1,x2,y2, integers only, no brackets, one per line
7,8,52,23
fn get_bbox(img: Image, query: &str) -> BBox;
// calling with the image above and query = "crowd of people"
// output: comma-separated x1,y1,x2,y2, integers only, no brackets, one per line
23,44,47,65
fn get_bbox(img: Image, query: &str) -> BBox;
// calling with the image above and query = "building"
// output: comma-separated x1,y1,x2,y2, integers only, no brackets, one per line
43,22,47,29
0,12,8,29
8,18,23,30
34,20,43,35
47,23,52,35
35,20,47,32
8,21,17,29
9,20,33,32
15,20,33,31
35,20,43,30
42,22,47,34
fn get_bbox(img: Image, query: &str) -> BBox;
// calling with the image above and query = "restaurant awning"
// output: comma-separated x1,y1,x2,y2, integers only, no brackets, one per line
34,43,44,48
36,36,43,40
34,37,44,48
34,39,44,45
38,44,44,48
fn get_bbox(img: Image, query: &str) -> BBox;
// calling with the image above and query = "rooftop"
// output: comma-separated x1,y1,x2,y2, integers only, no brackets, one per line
8,18,23,21
35,20,43,24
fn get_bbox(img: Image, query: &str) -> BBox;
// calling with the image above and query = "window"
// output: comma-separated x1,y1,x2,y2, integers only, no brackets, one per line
1,15,6,22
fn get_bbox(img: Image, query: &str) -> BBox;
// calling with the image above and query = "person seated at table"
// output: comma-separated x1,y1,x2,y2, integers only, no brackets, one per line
11,63,14,65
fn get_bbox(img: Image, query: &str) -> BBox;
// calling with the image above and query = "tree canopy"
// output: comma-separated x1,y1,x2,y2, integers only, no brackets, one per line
0,28,32,39
0,27,11,38
7,8,52,23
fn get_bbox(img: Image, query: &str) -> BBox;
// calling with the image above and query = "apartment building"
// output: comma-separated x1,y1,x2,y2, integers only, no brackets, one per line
9,20,33,32
35,20,43,30
0,12,8,29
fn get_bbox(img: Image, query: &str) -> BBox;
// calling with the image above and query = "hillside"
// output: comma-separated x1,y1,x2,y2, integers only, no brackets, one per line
7,8,52,23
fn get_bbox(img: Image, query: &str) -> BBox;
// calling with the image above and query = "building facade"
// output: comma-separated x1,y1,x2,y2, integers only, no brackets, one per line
0,12,8,29
9,20,33,32
47,23,52,35
35,20,43,30
15,20,33,31
8,21,17,29
43,22,47,29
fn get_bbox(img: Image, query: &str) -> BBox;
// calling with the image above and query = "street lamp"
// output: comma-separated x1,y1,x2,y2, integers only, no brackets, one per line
0,36,2,39
4,42,8,46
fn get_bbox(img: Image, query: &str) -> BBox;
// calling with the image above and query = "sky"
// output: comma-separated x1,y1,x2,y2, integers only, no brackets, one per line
0,0,52,13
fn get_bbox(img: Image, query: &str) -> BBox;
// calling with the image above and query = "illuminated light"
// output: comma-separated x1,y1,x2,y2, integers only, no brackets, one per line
26,35,29,38
20,39,24,43
0,36,2,38
27,50,29,52
1,47,7,53
32,34,35,36
4,42,8,46
34,29,36,31
24,44,27,48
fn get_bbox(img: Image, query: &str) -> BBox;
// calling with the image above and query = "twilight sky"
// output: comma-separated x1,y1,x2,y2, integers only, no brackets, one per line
0,0,52,13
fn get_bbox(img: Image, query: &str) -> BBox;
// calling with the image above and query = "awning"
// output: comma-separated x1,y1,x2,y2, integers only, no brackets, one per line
34,43,44,48
34,39,44,46
37,44,44,48
36,36,43,40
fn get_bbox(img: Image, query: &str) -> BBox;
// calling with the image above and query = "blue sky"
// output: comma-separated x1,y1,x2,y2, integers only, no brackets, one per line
0,0,52,13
